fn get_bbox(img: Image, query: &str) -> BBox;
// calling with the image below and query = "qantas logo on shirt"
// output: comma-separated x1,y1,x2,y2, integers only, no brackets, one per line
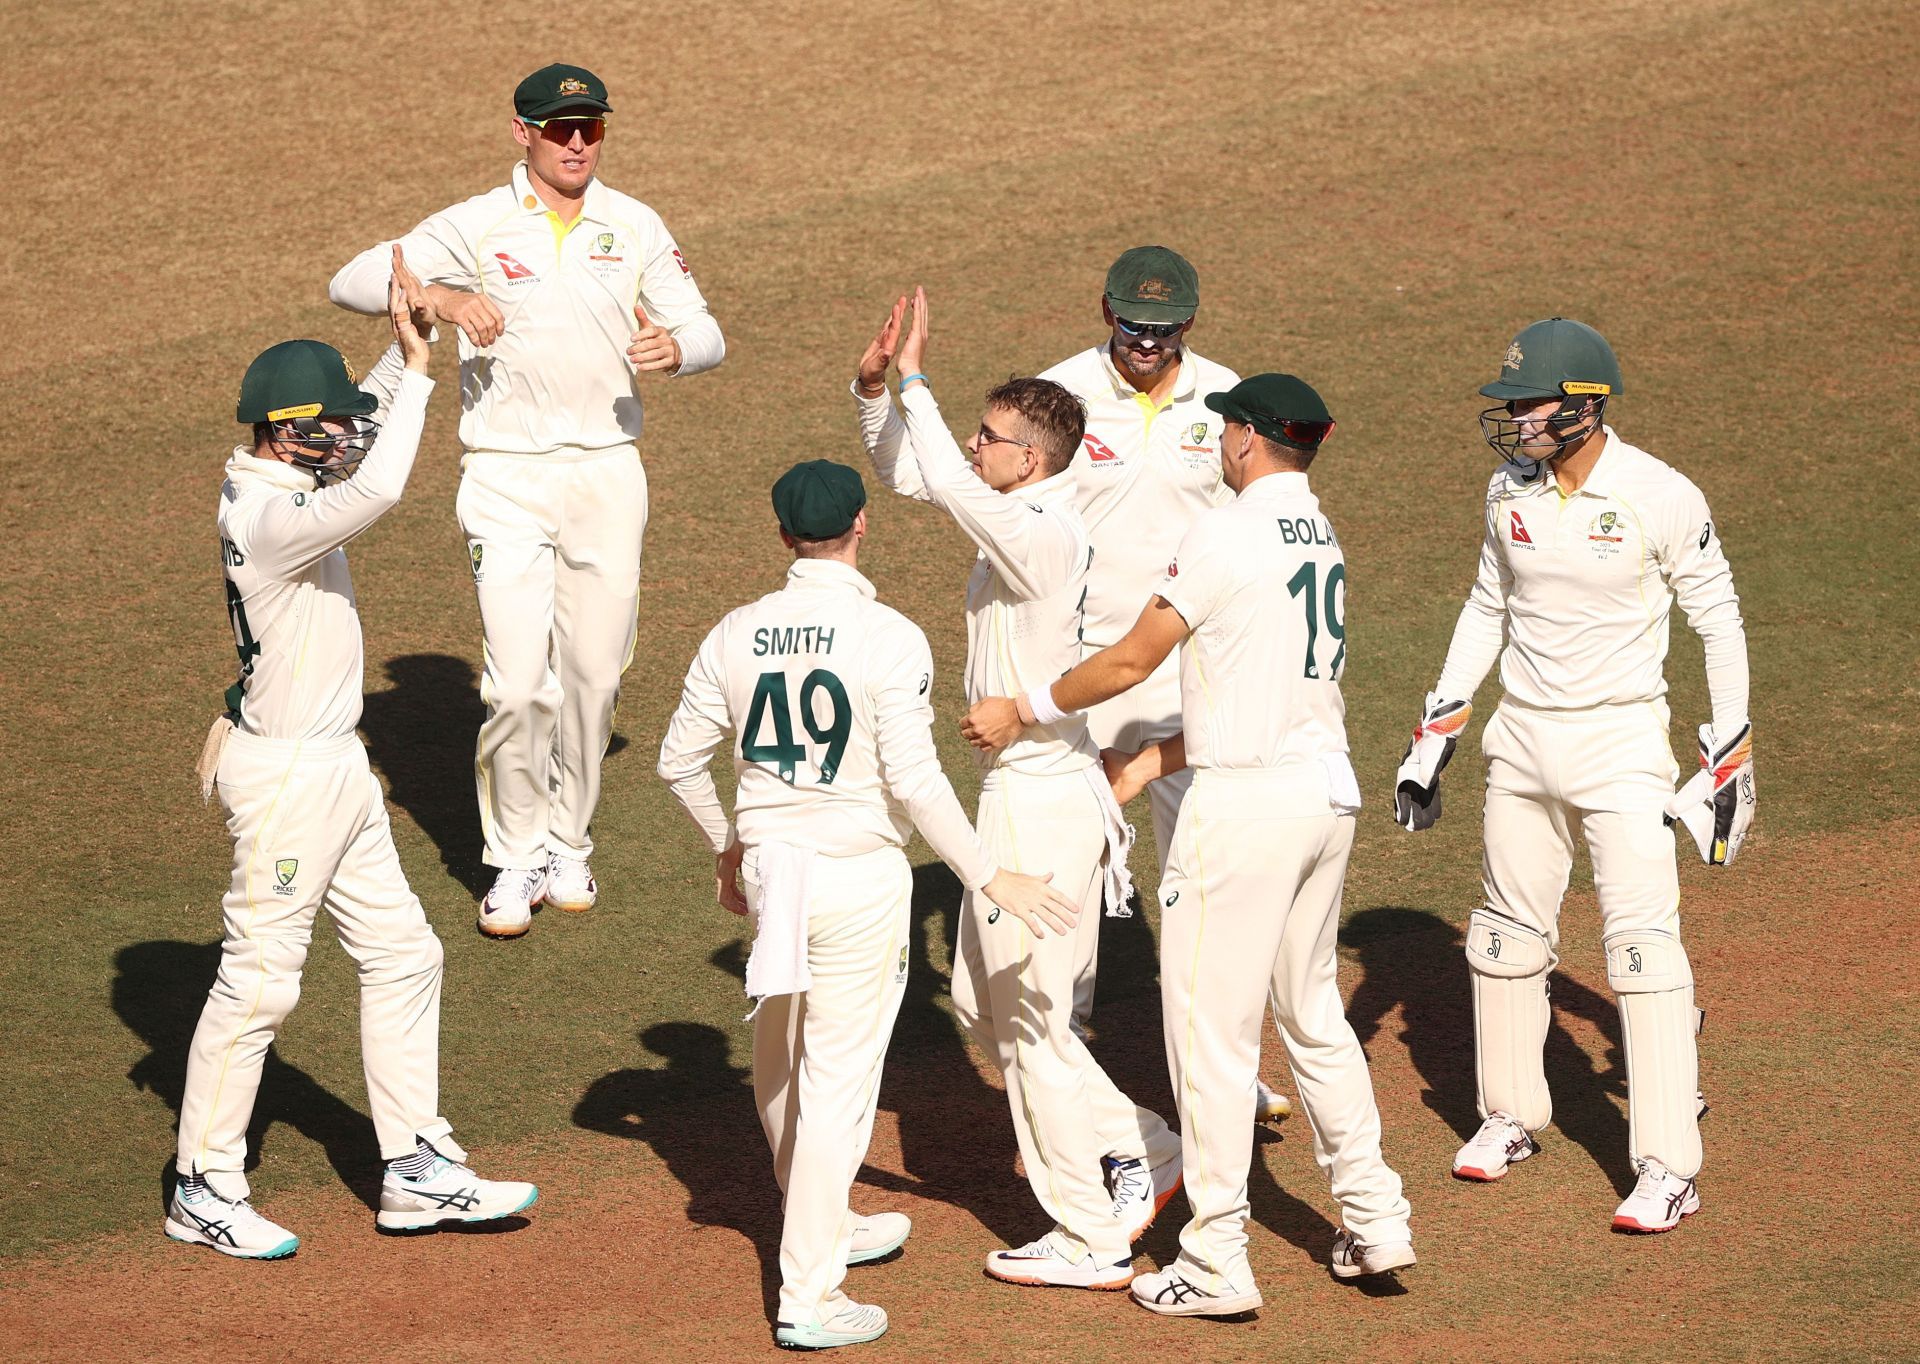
1083,434,1119,463
672,247,692,277
494,252,536,280
1166,559,1179,578
1509,510,1535,547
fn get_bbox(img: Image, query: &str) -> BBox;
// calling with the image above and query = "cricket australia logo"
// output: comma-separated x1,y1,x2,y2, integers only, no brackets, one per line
1188,422,1208,445
468,542,484,580
1503,341,1525,371
274,858,299,896
894,945,908,984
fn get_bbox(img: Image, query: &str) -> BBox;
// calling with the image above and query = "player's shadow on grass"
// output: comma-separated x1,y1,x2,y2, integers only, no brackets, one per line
573,1022,785,1322
1342,906,1631,1195
359,654,490,897
114,939,384,1215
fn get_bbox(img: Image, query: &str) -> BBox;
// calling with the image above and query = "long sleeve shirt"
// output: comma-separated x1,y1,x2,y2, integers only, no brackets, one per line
328,162,722,456
218,353,433,741
1037,344,1240,651
1434,429,1750,734
656,559,998,890
853,381,1098,777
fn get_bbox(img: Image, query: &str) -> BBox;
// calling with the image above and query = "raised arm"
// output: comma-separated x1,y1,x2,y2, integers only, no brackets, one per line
850,295,930,502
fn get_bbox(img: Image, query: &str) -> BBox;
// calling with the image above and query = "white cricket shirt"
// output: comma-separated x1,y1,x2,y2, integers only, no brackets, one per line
1039,344,1240,649
1434,429,1750,733
854,383,1098,778
329,163,723,456
657,559,997,890
1154,471,1359,813
217,357,432,742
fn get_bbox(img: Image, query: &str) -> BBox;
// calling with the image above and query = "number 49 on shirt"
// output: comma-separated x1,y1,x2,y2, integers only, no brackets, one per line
1286,561,1347,680
741,668,850,784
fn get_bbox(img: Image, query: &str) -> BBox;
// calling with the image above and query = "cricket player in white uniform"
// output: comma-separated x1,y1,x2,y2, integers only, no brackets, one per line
1394,318,1753,1233
965,375,1415,1317
1039,250,1290,1123
330,63,725,937
657,461,1080,1351
850,290,1183,1290
170,252,535,1259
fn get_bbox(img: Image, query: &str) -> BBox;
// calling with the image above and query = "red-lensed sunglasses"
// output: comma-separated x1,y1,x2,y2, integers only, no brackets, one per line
522,115,606,144
1273,418,1335,450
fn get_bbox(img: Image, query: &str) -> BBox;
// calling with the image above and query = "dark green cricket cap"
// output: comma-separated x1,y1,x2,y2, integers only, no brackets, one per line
236,340,376,424
1479,317,1623,402
514,63,612,119
1104,245,1199,324
773,461,867,539
1205,373,1334,449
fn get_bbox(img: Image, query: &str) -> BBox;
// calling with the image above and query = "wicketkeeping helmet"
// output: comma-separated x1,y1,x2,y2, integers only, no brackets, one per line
236,339,381,487
1477,318,1621,472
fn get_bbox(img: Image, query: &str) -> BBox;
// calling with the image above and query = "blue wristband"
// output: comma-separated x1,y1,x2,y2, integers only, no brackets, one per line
899,373,929,393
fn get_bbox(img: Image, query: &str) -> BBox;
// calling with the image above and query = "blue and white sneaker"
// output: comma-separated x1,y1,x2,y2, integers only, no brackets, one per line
774,1300,888,1350
846,1211,910,1265
164,1181,299,1260
375,1146,537,1233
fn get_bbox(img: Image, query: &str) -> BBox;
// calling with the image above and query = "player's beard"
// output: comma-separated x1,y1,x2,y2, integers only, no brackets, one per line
1114,339,1180,383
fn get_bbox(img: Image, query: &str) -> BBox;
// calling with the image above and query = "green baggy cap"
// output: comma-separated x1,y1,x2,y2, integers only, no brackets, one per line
1479,317,1623,402
1204,373,1334,449
1104,245,1199,324
514,63,612,119
235,340,376,424
773,461,867,539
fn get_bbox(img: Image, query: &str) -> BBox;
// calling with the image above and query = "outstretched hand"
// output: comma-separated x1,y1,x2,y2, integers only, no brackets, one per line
895,284,930,381
856,294,908,396
388,245,432,371
629,300,683,374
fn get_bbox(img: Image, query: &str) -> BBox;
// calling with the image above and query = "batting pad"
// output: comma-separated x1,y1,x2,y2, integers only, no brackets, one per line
1606,929,1702,1178
1465,908,1553,1130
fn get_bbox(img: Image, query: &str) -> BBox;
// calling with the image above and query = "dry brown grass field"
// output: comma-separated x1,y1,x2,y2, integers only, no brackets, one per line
2,1,1916,1359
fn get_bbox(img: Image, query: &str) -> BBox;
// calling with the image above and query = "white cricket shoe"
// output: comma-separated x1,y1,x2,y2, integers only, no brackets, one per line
1330,1228,1416,1278
477,866,547,939
1452,1112,1539,1181
544,853,597,913
984,1233,1134,1290
775,1301,888,1350
1255,1080,1293,1122
847,1211,911,1265
1611,1157,1700,1233
1129,1268,1263,1317
164,1181,299,1260
375,1148,537,1233
1107,1151,1183,1242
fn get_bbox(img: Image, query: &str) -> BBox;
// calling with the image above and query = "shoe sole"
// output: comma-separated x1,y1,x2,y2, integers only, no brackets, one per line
985,1262,1134,1291
476,915,533,939
1612,1205,1699,1234
1256,1096,1292,1122
1452,1163,1508,1182
164,1219,298,1260
1126,1171,1184,1242
375,1185,538,1233
1331,1248,1417,1279
846,1228,910,1266
546,895,596,913
1129,1286,1264,1317
774,1323,888,1350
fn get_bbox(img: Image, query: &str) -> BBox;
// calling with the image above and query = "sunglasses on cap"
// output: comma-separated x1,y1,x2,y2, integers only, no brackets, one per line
521,114,606,144
1274,418,1334,449
1113,316,1186,340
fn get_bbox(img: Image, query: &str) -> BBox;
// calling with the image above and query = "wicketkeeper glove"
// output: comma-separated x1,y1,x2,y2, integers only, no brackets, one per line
1663,722,1755,866
1393,694,1473,831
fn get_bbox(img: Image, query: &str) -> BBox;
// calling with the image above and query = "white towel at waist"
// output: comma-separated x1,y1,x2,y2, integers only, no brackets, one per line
1320,751,1363,815
745,841,815,1018
1083,764,1137,918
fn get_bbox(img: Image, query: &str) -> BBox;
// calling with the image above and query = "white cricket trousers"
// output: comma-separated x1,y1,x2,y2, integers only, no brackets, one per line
457,446,647,870
1476,700,1701,1177
1159,769,1410,1294
178,732,453,1198
749,845,912,1329
950,767,1180,1263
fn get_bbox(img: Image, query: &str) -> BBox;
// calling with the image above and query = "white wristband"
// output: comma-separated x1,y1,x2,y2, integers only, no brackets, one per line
1025,682,1070,727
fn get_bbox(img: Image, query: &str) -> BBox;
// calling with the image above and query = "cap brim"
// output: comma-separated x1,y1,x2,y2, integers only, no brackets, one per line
1107,295,1195,325
326,391,380,418
1478,380,1559,400
518,98,612,118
